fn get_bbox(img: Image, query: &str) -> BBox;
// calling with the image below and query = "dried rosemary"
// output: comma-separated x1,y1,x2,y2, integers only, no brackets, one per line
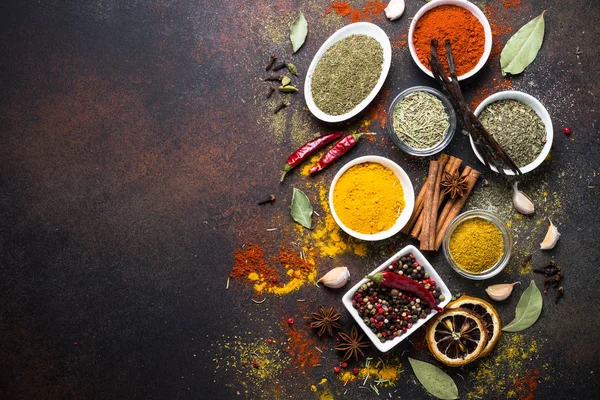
311,34,383,116
478,99,546,167
392,91,449,149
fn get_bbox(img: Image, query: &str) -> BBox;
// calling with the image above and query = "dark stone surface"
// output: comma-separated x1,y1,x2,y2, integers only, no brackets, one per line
1,0,599,399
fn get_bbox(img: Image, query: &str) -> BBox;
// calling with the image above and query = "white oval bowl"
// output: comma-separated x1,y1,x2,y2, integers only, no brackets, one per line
328,155,414,241
471,90,553,175
304,22,392,123
408,0,492,81
342,245,452,353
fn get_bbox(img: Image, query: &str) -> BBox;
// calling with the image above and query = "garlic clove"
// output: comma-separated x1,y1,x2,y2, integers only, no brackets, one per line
485,282,520,301
385,0,405,21
513,182,535,215
540,219,560,250
317,266,350,289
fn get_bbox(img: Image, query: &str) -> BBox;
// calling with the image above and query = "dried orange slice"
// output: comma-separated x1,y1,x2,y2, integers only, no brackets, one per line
448,295,501,357
426,307,488,367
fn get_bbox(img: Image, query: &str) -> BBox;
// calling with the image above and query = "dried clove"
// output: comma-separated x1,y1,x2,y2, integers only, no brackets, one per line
263,75,285,82
266,86,275,99
274,101,289,114
257,194,276,205
272,61,288,71
265,54,277,71
555,286,564,304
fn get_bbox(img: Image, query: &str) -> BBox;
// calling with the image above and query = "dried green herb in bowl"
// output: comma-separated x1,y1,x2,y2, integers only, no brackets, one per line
386,86,456,156
311,34,384,116
478,99,546,168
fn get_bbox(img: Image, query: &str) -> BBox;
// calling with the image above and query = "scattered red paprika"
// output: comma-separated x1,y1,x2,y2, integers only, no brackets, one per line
280,132,343,182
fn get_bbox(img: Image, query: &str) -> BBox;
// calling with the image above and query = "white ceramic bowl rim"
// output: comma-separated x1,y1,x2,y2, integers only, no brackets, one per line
304,22,392,123
470,90,554,175
408,0,492,81
342,245,452,353
328,156,415,241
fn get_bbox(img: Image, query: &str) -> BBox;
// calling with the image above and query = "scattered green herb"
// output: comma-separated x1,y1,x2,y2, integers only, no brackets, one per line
311,34,383,116
288,63,298,75
502,280,543,332
408,357,459,400
501,11,546,76
290,13,308,53
392,91,449,149
281,76,291,86
479,99,546,167
290,188,313,228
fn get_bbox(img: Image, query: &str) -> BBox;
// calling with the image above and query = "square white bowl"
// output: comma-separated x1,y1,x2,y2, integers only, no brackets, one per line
342,245,452,353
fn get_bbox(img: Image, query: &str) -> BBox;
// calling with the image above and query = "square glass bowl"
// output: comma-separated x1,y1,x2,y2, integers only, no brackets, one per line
386,86,457,157
442,209,513,280
342,245,451,352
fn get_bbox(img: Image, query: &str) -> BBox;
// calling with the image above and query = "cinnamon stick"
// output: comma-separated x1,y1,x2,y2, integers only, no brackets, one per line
410,156,461,238
420,160,439,251
434,167,481,250
401,154,450,235
428,157,448,250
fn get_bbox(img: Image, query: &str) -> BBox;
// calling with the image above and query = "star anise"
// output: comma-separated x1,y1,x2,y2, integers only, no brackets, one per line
310,305,341,337
441,171,469,199
334,326,370,362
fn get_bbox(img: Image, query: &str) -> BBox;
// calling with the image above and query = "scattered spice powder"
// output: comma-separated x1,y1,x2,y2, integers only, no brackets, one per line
338,358,402,386
283,320,323,374
467,334,541,399
230,244,317,295
304,186,367,257
513,369,540,400
327,1,387,23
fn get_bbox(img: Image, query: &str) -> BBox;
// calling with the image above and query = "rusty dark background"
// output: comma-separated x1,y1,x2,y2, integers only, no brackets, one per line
1,0,599,399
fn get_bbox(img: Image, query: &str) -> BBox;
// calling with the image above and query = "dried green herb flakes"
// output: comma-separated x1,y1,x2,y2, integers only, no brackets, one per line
392,91,449,149
479,99,546,168
311,34,383,116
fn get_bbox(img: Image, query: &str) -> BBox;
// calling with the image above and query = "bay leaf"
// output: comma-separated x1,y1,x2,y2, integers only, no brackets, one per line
500,11,546,76
502,280,543,332
290,13,308,53
408,358,458,400
290,188,313,229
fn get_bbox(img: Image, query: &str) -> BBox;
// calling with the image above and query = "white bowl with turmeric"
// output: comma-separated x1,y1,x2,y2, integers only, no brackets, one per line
329,156,415,241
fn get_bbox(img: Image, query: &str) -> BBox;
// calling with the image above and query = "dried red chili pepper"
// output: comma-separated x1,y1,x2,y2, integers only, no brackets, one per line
366,271,443,312
280,132,343,182
308,133,371,175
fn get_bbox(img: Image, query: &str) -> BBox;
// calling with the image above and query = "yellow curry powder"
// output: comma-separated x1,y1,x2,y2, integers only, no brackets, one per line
333,163,405,234
449,217,503,273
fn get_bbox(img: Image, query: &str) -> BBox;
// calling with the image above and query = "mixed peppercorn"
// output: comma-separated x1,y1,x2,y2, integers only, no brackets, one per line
351,253,445,343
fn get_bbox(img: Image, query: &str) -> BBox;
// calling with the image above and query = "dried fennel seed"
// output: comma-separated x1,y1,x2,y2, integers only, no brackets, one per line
479,99,546,167
392,91,449,149
311,34,384,116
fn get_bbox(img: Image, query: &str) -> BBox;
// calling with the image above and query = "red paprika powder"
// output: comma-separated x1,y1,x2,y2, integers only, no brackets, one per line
413,5,486,76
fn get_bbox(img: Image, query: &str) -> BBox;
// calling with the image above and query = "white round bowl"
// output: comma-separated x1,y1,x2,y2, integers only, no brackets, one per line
471,90,553,175
304,23,392,123
408,0,492,81
328,156,415,241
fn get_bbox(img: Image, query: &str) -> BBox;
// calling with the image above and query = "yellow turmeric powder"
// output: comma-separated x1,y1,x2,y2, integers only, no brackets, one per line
449,217,503,273
332,162,405,234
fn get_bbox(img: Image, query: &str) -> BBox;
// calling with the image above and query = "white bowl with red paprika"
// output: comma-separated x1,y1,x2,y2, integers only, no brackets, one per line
342,245,451,353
